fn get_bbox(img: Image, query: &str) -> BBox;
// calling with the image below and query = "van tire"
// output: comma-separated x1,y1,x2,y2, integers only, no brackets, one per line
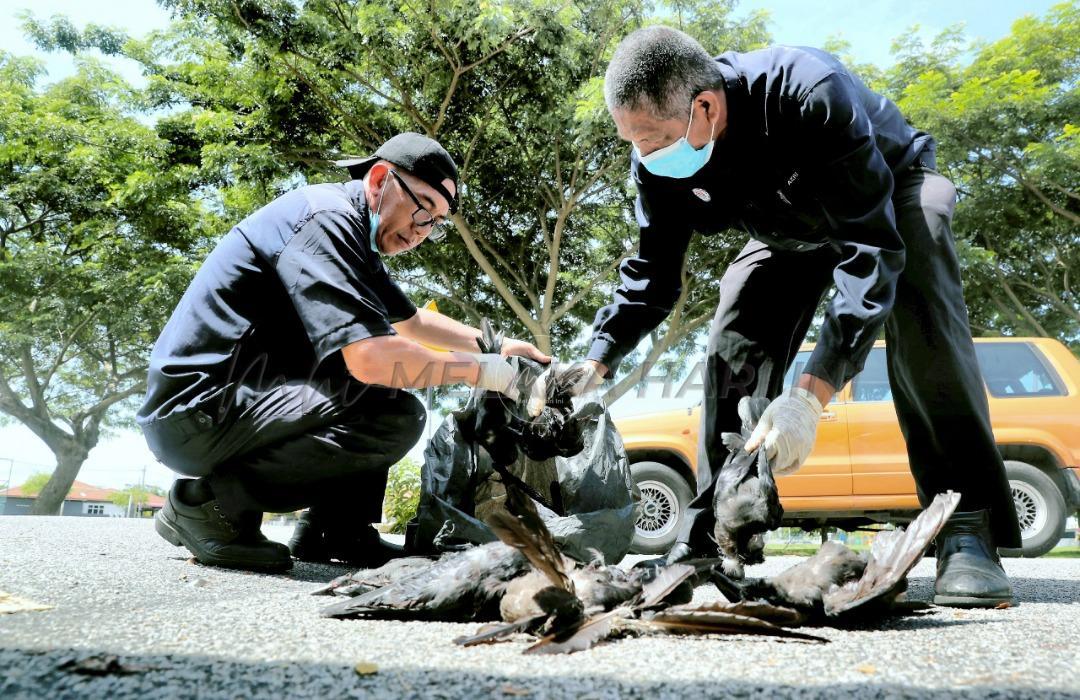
999,460,1067,558
630,461,694,555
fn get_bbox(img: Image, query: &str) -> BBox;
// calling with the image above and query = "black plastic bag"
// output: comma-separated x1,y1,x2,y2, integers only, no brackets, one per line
405,330,637,565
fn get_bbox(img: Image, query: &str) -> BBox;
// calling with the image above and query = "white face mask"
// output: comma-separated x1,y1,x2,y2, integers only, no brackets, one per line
633,104,717,178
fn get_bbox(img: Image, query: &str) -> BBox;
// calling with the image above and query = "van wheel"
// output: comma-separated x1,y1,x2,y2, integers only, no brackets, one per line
630,461,694,555
999,460,1067,558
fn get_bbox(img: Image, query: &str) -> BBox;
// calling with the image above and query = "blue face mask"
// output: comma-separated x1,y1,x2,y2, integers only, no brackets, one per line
634,105,717,179
367,181,386,253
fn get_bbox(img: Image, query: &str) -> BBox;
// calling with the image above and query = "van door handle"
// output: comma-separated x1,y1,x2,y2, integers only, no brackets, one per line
820,411,837,422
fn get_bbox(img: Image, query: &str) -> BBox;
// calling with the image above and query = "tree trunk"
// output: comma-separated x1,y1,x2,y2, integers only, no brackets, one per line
29,446,90,515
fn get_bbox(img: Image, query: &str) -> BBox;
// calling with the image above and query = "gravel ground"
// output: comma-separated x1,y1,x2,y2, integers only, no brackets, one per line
0,516,1077,699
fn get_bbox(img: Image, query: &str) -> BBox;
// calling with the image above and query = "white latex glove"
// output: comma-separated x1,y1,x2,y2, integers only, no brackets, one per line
526,361,605,417
473,353,520,401
743,387,823,476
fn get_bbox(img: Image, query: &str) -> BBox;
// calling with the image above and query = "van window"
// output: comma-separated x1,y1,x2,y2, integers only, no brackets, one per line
783,350,840,402
851,348,892,402
974,343,1065,398
782,351,813,392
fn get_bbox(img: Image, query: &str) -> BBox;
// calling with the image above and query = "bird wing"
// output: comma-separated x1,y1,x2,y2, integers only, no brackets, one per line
523,608,628,655
714,440,755,496
637,563,697,608
454,616,546,647
486,486,575,594
823,491,961,616
547,363,590,401
319,542,524,620
646,605,828,643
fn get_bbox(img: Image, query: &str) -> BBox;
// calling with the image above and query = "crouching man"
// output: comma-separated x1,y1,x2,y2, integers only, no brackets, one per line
137,133,548,573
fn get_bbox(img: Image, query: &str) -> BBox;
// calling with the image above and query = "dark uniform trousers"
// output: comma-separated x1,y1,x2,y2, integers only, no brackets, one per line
680,163,1022,550
142,377,426,518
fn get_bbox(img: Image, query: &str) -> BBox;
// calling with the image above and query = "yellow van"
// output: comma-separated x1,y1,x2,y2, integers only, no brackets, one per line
614,337,1080,558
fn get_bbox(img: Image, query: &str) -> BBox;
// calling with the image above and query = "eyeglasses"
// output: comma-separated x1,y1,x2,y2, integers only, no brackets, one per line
390,169,450,242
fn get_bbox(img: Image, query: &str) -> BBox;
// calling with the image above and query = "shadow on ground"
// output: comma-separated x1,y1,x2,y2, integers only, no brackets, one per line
0,647,1070,700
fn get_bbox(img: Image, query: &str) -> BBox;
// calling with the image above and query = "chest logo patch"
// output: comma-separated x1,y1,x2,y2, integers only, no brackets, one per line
692,188,711,202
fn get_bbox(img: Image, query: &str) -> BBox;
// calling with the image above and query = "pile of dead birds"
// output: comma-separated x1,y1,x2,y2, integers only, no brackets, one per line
314,389,962,653
315,480,961,654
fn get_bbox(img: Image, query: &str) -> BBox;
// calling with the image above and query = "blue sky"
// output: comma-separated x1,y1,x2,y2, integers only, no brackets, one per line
0,0,1061,490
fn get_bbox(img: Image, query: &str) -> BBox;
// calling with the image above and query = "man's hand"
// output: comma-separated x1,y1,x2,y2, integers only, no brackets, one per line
526,359,606,417
472,353,520,401
501,337,552,364
743,387,823,475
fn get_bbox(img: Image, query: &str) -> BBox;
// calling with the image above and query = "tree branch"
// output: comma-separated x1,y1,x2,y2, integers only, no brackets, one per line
550,242,639,322
71,383,145,426
451,214,543,340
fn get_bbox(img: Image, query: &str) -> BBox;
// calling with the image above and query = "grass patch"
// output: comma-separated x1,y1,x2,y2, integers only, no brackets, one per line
1045,546,1080,558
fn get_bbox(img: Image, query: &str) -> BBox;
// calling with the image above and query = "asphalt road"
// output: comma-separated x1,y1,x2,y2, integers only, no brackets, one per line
1,516,1077,699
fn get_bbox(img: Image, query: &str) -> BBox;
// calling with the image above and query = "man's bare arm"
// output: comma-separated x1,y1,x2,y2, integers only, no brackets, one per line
342,335,481,388
393,308,481,352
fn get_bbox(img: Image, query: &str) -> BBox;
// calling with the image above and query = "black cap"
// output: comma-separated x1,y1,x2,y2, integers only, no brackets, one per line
335,132,459,214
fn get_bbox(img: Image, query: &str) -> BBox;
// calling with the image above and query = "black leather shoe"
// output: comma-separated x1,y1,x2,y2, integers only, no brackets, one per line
288,510,330,562
156,486,292,573
934,509,1013,608
288,508,404,568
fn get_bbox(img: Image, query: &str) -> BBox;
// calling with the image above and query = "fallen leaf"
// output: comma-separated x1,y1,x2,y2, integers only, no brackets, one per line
354,662,379,676
857,664,877,675
994,602,1011,610
0,591,53,615
500,685,531,696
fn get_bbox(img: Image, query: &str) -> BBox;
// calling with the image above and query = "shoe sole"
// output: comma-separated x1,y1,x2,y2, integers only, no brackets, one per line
933,594,1013,608
156,513,292,573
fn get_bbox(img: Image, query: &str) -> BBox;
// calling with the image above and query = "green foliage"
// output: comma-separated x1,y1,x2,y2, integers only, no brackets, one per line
885,2,1080,350
382,456,422,534
0,46,223,513
108,485,162,509
62,0,769,386
18,472,51,497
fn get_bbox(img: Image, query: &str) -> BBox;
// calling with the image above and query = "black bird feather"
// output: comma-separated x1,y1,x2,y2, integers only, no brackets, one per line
711,397,784,577
712,491,961,621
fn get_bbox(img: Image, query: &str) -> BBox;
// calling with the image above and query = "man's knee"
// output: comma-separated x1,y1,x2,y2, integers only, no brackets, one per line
372,390,426,460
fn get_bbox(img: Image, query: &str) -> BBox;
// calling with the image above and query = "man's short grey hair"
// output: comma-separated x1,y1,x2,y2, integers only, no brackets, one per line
604,26,725,120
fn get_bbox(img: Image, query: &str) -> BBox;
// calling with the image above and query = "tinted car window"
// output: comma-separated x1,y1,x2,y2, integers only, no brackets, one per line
782,351,812,392
783,350,840,402
974,343,1065,398
850,348,892,402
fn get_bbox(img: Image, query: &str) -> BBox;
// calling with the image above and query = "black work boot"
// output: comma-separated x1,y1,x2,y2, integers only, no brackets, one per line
934,509,1013,608
156,484,292,573
288,508,403,568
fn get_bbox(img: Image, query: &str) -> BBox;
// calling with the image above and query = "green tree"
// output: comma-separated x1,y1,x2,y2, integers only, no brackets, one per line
17,471,51,497
42,0,770,403
887,3,1079,350
0,53,216,515
109,484,163,513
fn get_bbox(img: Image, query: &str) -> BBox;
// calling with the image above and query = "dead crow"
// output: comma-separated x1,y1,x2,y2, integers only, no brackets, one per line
711,491,961,622
318,541,527,621
711,396,784,578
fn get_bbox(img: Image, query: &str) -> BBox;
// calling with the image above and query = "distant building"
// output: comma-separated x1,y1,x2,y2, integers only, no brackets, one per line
0,480,165,517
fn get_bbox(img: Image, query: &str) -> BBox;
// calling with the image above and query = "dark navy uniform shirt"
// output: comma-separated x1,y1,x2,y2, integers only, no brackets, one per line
136,180,416,425
587,46,930,390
